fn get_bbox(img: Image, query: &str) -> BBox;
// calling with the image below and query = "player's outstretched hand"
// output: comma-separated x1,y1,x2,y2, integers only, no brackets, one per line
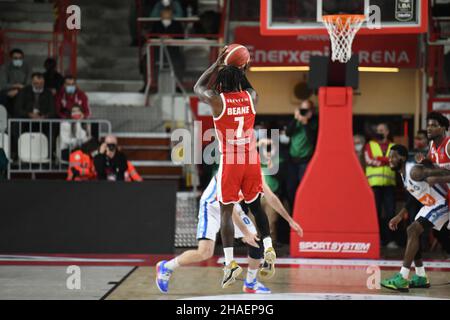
290,221,303,237
242,232,260,248
389,215,402,231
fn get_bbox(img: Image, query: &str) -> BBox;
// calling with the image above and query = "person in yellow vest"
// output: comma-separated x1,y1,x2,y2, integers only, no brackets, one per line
364,123,398,249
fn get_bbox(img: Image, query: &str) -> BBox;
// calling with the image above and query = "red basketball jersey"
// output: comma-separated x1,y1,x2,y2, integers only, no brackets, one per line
429,136,450,170
213,90,256,155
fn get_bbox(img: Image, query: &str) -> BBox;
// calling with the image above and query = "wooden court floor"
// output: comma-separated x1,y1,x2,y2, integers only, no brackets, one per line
106,264,450,300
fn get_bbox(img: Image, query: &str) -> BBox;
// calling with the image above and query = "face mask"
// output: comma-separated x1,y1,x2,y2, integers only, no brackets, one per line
355,144,364,153
162,0,171,6
32,86,43,94
162,19,172,27
374,133,385,141
72,114,83,120
65,85,76,94
12,59,23,67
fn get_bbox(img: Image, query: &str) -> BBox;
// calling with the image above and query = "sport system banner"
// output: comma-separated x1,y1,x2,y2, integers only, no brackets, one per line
234,26,419,68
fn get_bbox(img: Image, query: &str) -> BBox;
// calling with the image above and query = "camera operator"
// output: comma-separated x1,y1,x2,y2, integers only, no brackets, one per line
94,135,129,181
286,100,318,210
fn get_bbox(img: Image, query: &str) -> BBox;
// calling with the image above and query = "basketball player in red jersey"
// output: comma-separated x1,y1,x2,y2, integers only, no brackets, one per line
194,48,275,288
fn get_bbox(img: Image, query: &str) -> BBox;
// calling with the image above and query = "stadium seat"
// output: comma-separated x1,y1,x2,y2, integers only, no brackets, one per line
0,133,9,160
18,133,50,164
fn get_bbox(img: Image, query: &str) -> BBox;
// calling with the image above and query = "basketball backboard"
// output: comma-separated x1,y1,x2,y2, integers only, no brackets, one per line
260,0,428,35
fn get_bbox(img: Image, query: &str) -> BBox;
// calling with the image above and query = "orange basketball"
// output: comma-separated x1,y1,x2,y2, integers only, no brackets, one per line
224,44,250,68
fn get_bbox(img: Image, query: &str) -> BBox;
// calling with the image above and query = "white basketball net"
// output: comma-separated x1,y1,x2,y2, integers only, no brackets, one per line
322,15,365,63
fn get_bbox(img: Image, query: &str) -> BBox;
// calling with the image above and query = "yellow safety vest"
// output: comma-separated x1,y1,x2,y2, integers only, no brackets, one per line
365,141,396,187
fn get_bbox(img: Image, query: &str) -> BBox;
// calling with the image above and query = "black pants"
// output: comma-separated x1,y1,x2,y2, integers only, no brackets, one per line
286,160,310,211
372,186,396,246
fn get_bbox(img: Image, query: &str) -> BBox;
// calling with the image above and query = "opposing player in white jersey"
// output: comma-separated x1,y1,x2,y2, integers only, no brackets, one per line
381,144,450,292
155,175,303,294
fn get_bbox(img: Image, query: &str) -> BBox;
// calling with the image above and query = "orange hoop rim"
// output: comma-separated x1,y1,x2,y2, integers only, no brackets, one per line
322,14,366,23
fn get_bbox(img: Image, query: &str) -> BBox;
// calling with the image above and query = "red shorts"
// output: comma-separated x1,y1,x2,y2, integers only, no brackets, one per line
216,153,263,204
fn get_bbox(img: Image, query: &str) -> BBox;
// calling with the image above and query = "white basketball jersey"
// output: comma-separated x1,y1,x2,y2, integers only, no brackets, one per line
402,162,447,206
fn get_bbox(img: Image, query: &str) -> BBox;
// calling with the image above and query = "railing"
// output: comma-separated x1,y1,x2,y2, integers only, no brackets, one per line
143,40,226,193
6,119,111,179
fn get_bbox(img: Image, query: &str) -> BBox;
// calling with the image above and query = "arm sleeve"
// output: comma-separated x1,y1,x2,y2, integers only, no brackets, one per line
285,119,298,137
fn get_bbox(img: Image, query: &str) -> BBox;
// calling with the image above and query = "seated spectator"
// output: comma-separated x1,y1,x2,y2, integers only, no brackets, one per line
150,0,184,18
125,161,143,182
151,6,184,37
56,75,90,119
94,135,130,181
60,105,90,161
152,8,185,72
14,72,55,119
67,138,98,181
43,58,64,96
0,48,30,116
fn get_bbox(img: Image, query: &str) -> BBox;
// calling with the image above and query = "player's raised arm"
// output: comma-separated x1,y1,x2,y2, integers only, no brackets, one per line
193,47,227,104
261,180,303,237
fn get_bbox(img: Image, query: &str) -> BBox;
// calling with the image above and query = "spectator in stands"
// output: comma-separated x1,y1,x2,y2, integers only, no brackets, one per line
56,75,90,119
60,104,91,161
67,138,98,181
0,48,30,116
144,6,185,91
14,72,55,119
94,135,133,181
151,6,185,37
286,100,318,210
408,130,428,162
353,134,366,167
150,0,184,18
364,123,397,248
43,58,64,96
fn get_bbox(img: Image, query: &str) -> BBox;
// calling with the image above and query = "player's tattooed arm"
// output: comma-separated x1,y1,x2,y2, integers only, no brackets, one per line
410,164,450,182
262,180,303,237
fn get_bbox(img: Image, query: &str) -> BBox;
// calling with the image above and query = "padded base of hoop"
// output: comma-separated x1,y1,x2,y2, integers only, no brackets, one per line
308,55,359,90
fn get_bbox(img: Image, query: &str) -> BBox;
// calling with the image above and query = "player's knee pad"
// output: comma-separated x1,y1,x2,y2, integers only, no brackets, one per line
247,241,264,260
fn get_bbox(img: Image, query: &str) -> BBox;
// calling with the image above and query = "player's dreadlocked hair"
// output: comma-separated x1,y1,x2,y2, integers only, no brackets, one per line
214,65,253,93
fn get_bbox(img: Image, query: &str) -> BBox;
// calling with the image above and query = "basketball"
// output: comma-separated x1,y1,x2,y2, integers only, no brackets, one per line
224,44,251,68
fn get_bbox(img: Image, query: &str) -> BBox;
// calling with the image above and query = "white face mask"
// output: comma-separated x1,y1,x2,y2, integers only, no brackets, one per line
12,59,23,68
355,144,364,153
32,86,44,94
162,0,171,6
161,19,172,27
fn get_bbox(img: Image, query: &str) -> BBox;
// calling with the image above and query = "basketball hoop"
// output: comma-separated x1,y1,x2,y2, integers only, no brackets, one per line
322,14,366,63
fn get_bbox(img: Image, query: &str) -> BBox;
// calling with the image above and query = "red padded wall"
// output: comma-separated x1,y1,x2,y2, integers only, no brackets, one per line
290,87,380,259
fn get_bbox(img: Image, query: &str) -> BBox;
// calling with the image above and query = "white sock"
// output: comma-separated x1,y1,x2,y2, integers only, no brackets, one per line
246,268,258,283
224,247,234,265
165,257,179,271
415,266,426,277
400,267,410,280
263,237,273,250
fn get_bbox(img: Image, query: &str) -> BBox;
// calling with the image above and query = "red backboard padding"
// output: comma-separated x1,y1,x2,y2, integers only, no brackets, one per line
290,87,380,259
